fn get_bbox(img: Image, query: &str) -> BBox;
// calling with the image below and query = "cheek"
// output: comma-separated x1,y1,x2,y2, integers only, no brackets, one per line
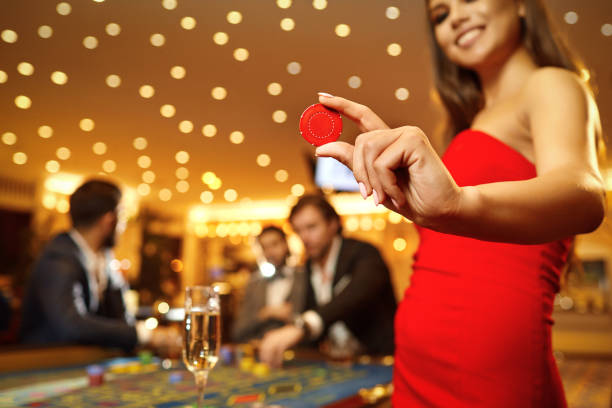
434,27,452,50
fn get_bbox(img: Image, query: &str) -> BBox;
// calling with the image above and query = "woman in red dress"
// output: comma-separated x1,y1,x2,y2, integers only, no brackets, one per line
317,0,605,406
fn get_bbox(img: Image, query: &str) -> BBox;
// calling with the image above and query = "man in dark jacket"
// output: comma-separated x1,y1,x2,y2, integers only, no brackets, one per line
259,194,396,366
20,179,169,350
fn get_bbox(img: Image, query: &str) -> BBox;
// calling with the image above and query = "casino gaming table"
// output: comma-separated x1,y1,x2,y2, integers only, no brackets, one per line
0,346,393,408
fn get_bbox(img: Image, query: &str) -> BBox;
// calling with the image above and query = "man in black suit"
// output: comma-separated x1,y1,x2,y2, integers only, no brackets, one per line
259,194,396,367
231,226,305,343
20,179,170,350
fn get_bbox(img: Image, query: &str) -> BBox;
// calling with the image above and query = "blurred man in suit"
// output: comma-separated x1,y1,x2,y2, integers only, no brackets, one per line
232,226,305,343
20,179,172,350
259,194,396,367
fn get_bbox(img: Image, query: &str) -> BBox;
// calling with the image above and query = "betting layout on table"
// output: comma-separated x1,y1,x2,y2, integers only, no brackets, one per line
0,356,393,408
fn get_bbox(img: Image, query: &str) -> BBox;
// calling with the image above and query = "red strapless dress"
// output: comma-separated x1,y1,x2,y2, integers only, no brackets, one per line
393,129,571,407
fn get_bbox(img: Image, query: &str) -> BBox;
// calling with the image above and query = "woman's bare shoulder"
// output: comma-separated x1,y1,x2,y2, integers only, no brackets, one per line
521,67,588,105
519,67,591,123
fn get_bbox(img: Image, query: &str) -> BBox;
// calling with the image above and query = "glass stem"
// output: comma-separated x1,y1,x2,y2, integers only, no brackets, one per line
195,370,208,408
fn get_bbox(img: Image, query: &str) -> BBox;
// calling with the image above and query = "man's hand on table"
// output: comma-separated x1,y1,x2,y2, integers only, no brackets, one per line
258,324,304,368
257,302,293,322
150,326,180,349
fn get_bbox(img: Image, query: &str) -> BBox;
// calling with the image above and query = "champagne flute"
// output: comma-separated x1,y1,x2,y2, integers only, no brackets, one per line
183,286,221,408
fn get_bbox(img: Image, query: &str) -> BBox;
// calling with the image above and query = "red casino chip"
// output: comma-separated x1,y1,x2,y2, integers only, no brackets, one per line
299,103,343,146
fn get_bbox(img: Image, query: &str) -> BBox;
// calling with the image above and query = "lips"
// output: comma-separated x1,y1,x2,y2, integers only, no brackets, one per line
456,26,484,48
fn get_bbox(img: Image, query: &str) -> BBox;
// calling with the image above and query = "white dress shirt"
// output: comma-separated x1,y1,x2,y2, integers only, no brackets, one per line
301,236,359,349
266,265,294,307
68,229,108,312
68,229,149,343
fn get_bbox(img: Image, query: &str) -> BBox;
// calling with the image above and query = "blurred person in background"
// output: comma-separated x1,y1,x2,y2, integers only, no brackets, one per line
259,195,396,366
232,225,306,343
20,179,174,351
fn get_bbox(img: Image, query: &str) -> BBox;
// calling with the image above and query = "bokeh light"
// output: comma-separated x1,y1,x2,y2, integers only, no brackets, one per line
227,11,242,24
335,24,351,37
13,152,27,165
175,150,190,164
56,147,71,160
79,118,95,131
51,71,68,85
17,62,34,76
83,36,98,49
102,159,116,173
275,169,288,182
202,124,217,137
38,25,53,38
179,120,194,133
106,23,121,36
287,61,301,75
181,17,197,30
213,32,229,45
229,131,244,144
280,18,295,31
2,132,17,145
267,82,282,96
139,85,155,98
256,154,271,167
56,2,71,15
150,33,165,47
38,126,53,139
133,137,148,150
211,87,227,100
93,142,107,155
15,95,32,109
272,110,287,123
393,238,407,252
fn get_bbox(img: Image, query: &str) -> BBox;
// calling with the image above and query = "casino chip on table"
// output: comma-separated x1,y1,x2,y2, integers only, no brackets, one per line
299,103,343,146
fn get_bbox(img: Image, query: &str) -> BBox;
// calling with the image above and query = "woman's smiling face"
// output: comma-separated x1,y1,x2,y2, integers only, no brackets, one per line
428,0,525,70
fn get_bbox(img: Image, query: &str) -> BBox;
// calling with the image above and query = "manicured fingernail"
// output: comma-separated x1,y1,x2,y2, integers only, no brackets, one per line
358,182,367,200
318,92,334,98
373,190,380,206
391,198,400,208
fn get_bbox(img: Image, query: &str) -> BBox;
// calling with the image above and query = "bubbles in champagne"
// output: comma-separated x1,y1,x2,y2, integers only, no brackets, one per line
183,311,220,372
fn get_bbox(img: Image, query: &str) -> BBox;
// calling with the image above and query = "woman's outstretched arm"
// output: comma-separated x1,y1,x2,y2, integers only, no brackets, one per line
316,69,605,244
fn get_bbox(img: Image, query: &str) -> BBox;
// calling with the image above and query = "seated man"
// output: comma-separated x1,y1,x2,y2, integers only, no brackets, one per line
231,226,305,343
20,179,171,350
259,195,396,367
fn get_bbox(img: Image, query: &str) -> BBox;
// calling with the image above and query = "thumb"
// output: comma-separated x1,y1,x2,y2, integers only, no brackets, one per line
315,141,355,171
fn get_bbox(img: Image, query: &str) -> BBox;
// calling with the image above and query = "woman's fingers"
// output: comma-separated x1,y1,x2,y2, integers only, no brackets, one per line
352,134,372,197
359,129,407,205
316,116,427,211
316,140,373,199
317,130,410,203
315,142,355,170
318,93,389,132
372,136,413,208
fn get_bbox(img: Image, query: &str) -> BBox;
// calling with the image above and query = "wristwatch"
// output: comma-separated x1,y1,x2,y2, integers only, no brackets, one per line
292,314,311,339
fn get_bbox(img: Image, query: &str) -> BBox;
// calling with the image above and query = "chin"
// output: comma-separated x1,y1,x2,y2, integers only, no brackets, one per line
448,47,492,70
102,231,118,249
307,249,321,260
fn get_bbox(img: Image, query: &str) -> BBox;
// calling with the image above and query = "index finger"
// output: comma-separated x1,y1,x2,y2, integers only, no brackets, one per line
318,94,389,132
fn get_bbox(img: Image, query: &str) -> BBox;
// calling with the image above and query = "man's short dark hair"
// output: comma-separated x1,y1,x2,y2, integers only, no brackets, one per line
69,179,121,228
258,225,286,241
289,194,342,234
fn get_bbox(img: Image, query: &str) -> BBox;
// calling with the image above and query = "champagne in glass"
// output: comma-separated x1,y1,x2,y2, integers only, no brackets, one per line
183,286,221,408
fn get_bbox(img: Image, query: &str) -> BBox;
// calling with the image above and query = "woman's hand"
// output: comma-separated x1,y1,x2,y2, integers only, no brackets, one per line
317,94,462,228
